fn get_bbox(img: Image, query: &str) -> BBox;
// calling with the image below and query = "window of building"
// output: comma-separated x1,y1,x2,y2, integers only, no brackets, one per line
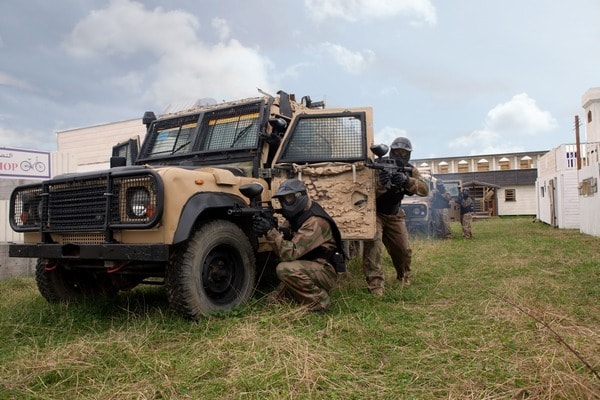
579,177,598,196
438,161,449,173
519,156,532,169
540,186,545,197
477,158,489,171
588,110,592,123
458,160,469,172
505,188,516,202
498,157,510,170
565,150,577,168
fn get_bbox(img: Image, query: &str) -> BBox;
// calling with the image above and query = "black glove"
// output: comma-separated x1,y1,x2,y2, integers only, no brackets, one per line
252,215,275,236
390,172,409,188
379,169,391,187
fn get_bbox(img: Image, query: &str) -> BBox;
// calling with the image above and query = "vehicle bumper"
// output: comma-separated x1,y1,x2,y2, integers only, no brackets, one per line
9,243,170,262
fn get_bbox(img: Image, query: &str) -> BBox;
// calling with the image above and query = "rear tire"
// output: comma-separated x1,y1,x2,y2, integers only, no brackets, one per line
166,220,256,320
35,259,118,302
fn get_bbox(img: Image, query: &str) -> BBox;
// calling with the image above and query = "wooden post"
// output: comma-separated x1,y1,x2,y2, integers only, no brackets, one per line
575,115,582,170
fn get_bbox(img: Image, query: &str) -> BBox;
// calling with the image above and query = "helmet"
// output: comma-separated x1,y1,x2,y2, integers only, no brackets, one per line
391,137,413,152
390,137,412,166
436,180,445,190
462,188,470,197
274,179,309,219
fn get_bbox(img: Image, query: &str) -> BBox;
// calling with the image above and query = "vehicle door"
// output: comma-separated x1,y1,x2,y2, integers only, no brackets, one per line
271,107,376,241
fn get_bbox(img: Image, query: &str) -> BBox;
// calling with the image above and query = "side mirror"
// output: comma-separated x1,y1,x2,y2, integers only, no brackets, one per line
110,156,127,168
268,118,288,133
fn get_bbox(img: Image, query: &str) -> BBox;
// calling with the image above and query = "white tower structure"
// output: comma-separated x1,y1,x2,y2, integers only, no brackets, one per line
582,87,600,142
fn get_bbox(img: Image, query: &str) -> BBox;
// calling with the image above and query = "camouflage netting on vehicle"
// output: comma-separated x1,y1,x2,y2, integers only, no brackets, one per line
290,162,366,176
286,162,374,239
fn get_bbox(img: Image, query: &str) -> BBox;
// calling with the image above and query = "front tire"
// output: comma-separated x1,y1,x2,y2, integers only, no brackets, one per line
35,259,118,302
166,220,256,320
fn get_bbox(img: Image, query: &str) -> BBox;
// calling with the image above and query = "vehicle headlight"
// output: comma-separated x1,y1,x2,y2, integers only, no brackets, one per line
126,187,153,218
18,190,43,226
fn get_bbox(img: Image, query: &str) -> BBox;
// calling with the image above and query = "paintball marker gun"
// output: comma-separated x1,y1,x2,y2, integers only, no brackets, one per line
366,144,413,174
366,144,413,190
228,183,280,217
228,183,280,228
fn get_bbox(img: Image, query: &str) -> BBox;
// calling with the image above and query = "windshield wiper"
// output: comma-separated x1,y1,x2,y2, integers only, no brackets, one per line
171,140,191,155
230,122,255,148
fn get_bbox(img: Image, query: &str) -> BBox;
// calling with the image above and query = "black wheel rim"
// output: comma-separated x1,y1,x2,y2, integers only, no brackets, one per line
201,244,244,304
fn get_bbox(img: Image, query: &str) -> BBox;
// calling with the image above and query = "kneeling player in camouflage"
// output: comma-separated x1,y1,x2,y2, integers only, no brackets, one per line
252,179,345,314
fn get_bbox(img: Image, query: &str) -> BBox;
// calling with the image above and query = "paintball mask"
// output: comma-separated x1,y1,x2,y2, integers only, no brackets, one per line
390,137,412,167
274,179,309,219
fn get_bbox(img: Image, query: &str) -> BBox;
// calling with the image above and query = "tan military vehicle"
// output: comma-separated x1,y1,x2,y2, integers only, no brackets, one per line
402,175,462,237
401,172,437,237
9,91,377,319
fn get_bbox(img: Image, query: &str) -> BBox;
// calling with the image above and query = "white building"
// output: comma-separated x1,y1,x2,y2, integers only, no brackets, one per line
579,88,600,236
536,87,600,236
412,151,546,217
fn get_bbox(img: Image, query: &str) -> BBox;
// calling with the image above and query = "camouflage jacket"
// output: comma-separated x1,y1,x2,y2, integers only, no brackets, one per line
265,215,336,262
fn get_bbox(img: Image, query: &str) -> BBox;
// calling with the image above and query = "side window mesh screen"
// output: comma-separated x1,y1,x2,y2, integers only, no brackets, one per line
280,114,365,163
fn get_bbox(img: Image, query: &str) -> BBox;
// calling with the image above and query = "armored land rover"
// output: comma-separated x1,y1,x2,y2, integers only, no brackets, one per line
402,175,462,237
9,91,377,319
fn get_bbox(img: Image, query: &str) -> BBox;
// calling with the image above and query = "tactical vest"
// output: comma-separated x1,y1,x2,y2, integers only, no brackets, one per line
460,197,474,214
375,162,415,215
289,202,344,263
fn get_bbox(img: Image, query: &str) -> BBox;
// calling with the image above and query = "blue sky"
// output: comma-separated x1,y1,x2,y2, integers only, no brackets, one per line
1,0,599,159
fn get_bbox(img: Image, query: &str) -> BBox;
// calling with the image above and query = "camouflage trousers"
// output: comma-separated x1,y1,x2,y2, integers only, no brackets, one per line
461,212,473,238
275,260,337,310
433,208,452,238
363,210,412,291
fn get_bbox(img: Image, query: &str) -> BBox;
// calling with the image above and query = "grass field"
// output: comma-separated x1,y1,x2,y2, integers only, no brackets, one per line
0,216,598,399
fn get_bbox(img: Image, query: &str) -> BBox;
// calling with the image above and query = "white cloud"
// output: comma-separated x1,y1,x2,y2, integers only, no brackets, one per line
320,42,375,75
62,0,199,57
0,71,34,91
485,93,558,135
375,126,408,146
304,0,437,26
211,17,230,42
449,93,558,154
61,0,276,106
149,39,274,105
278,62,314,80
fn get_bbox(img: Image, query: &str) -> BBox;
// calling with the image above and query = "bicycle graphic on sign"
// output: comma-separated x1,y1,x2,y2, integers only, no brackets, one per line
20,157,46,173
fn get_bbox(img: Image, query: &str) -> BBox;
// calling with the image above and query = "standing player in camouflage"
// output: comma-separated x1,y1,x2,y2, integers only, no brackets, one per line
458,188,474,239
363,137,429,296
432,180,452,239
252,179,345,313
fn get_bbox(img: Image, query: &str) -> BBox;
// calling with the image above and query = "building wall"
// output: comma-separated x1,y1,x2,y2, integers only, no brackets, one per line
579,87,600,237
578,162,600,236
57,118,144,172
536,146,581,229
497,185,537,215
